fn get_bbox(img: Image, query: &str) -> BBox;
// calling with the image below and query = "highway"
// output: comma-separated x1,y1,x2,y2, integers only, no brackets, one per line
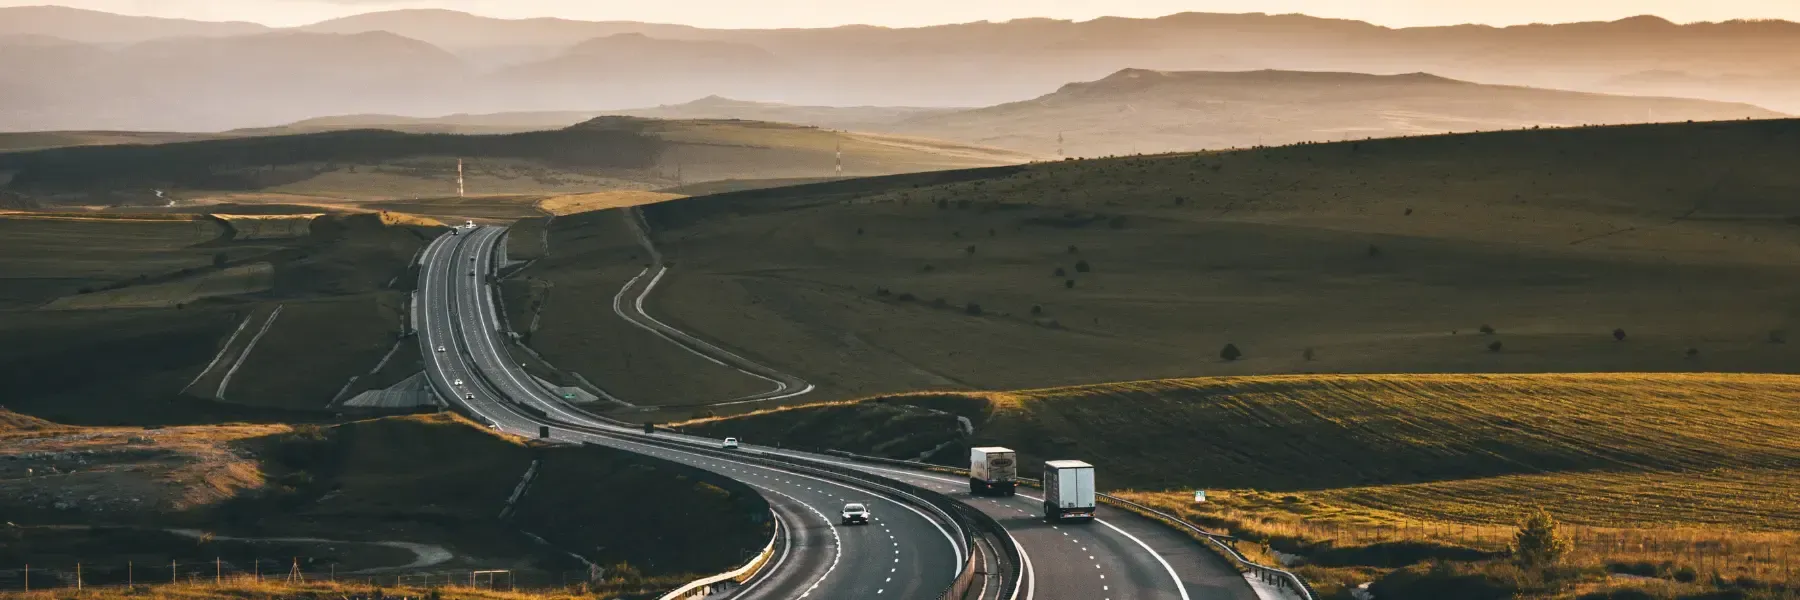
416,227,967,600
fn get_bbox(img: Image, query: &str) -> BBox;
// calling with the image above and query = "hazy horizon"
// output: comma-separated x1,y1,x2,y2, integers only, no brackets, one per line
9,0,1800,29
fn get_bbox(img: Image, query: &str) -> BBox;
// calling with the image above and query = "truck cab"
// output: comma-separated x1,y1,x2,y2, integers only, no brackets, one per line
969,447,1017,496
1043,460,1097,523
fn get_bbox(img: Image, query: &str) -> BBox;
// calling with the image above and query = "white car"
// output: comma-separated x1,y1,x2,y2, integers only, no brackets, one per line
465,393,475,400
453,379,463,386
841,503,870,526
436,346,446,353
722,437,740,450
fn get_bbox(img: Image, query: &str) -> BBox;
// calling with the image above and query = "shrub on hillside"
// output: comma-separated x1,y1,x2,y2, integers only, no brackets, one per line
875,288,891,297
932,298,947,308
1054,267,1066,277
1511,508,1571,568
1613,328,1627,342
1368,244,1383,258
1031,305,1043,316
965,303,983,316
1303,347,1315,361
1479,324,1496,335
1488,341,1504,352
1065,279,1075,289
966,245,977,255
1068,245,1079,254
1075,260,1091,273
1220,344,1243,361
1686,347,1700,359
896,292,916,302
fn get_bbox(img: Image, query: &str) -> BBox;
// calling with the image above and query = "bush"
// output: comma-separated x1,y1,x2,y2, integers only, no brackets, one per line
1511,508,1571,568
1686,347,1700,359
922,264,935,272
1031,305,1043,316
1068,245,1079,254
1303,347,1315,361
932,298,947,308
1075,260,1091,273
965,303,983,316
966,245,977,255
896,292,916,302
1673,565,1699,583
1220,344,1243,361
856,227,865,236
1613,328,1627,342
875,288,891,297
1488,341,1504,352
1479,324,1496,335
936,199,949,210
1065,279,1075,289
1368,244,1383,257
1054,267,1066,277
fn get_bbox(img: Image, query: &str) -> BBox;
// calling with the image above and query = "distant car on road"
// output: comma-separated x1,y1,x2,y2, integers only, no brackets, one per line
453,378,463,386
436,346,446,353
469,270,476,276
465,393,475,400
841,503,870,525
722,437,740,450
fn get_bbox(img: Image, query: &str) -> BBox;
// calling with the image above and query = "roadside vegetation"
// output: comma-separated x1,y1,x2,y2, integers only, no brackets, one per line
2,411,770,596
677,372,1800,599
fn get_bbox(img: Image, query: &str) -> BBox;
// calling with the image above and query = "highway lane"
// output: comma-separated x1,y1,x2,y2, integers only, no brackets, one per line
489,213,1263,600
418,227,961,600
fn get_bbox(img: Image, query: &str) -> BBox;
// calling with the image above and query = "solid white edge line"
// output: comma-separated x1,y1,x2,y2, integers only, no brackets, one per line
1096,518,1191,600
728,508,794,599
1012,532,1035,600
448,228,962,593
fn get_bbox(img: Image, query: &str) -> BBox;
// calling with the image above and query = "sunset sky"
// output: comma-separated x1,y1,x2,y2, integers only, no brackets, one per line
8,0,1800,29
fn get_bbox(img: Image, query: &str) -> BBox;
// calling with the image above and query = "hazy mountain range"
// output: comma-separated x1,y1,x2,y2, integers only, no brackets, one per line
223,70,1782,158
3,6,1800,131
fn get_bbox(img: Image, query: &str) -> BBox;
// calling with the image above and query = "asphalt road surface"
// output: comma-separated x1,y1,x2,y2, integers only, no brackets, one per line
416,227,966,600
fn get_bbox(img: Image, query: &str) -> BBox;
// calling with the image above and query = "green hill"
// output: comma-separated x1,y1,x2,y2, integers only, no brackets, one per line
508,118,1800,413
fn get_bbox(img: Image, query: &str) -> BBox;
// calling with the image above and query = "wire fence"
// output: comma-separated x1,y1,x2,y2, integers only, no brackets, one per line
0,560,602,593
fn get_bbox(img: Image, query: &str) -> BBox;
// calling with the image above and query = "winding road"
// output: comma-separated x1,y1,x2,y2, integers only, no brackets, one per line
418,227,971,599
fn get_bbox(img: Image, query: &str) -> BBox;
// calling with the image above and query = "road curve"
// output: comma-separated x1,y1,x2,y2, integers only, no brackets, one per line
570,214,1262,600
417,227,959,600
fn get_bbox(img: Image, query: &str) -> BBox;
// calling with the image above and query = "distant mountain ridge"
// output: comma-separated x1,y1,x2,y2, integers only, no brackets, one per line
887,68,1785,156
6,6,1800,130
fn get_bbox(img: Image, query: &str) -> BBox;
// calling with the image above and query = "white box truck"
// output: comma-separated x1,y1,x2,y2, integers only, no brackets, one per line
969,447,1017,496
1042,460,1096,522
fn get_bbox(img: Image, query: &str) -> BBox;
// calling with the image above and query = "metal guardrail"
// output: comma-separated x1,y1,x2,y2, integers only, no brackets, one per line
586,434,1018,600
824,450,1318,600
435,229,1015,600
657,511,783,600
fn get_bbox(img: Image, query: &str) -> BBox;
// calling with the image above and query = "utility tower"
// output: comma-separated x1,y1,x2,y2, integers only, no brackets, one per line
457,159,466,197
835,142,843,176
1057,132,1065,159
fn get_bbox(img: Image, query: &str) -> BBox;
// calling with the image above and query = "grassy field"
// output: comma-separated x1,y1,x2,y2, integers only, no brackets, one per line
531,119,1800,411
680,372,1800,598
2,412,769,592
500,211,768,407
536,190,685,215
0,118,1026,209
0,212,437,424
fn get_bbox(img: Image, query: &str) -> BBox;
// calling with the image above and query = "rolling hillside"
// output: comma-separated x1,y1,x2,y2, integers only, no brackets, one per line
893,69,1788,156
0,212,437,424
0,117,1027,207
514,119,1800,411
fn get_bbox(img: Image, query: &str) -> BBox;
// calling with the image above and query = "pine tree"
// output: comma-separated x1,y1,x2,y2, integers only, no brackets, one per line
1510,508,1571,568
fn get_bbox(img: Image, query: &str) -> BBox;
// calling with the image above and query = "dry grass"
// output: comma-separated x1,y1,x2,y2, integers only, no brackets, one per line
0,418,285,517
0,580,689,600
689,371,1800,596
42,263,274,310
210,214,321,240
537,191,685,215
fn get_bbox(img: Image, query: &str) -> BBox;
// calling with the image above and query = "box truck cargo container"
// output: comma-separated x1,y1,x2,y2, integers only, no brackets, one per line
1043,460,1096,522
969,447,1017,496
